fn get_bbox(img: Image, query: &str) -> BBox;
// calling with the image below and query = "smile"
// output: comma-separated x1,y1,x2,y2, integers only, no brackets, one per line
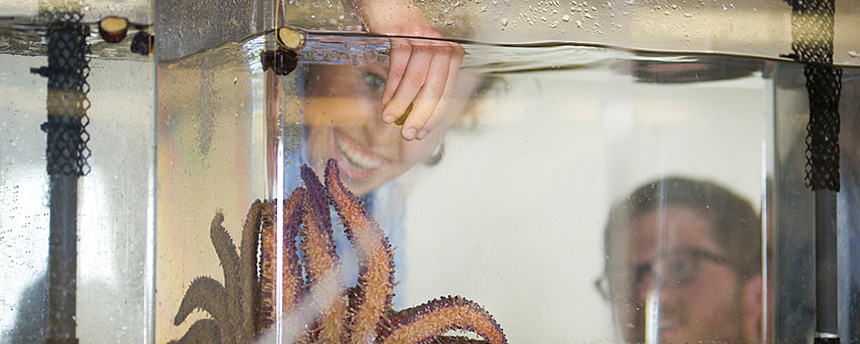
334,130,384,170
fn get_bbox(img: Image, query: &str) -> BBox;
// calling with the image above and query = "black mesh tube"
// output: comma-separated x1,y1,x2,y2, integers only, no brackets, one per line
37,14,91,177
790,0,842,192
789,0,842,341
30,9,91,344
803,64,842,192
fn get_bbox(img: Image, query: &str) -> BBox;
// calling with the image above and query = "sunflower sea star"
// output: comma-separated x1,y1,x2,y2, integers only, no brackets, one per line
170,159,508,344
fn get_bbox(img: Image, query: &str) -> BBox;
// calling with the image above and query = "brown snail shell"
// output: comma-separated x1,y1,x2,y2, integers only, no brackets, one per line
99,16,129,43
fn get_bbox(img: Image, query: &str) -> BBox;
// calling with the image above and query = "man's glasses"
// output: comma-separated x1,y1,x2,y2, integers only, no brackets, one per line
595,248,734,300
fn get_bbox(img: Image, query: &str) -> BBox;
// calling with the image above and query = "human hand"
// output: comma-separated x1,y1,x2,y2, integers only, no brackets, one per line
354,0,465,141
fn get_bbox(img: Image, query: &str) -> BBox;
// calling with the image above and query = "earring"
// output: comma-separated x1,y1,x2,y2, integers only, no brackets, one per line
425,142,445,166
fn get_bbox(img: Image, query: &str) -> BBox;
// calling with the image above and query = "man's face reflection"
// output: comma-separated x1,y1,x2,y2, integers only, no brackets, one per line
303,62,452,196
623,206,746,344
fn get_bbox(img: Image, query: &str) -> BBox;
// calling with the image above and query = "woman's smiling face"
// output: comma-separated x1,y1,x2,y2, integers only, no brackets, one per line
303,62,455,196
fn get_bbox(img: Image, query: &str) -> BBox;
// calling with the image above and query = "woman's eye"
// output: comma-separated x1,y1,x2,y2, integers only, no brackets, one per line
363,72,386,94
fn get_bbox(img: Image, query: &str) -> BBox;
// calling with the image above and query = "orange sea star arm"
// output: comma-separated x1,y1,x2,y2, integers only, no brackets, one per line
324,159,396,344
301,165,348,342
259,189,306,331
379,296,508,344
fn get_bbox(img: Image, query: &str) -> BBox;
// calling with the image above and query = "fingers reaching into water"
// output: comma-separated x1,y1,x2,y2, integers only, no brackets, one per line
354,0,465,141
382,38,464,140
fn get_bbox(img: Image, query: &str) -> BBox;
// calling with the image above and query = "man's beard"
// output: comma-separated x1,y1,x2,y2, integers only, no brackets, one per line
621,292,747,344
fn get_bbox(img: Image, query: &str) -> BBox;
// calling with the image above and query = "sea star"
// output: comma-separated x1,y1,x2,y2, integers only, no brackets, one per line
170,159,508,344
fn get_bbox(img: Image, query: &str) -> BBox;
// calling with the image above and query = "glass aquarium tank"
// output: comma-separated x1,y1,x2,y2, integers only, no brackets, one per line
0,0,156,343
2,0,860,343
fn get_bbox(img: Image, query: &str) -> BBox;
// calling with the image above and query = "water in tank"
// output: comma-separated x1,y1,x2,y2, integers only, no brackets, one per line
0,3,156,343
3,0,860,343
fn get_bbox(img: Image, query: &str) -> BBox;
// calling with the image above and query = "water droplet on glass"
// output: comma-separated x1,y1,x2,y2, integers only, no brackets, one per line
562,14,571,22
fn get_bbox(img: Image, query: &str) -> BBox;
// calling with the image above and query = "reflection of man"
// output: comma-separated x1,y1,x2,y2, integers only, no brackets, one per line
600,177,763,344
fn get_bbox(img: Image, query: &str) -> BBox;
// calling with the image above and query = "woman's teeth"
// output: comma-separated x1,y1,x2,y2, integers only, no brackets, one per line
335,133,383,170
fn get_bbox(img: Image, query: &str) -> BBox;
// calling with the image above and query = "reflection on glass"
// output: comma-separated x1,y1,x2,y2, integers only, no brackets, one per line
1,16,156,344
602,178,763,344
5,2,860,342
157,31,496,343
303,62,467,197
837,69,860,344
288,54,487,292
153,28,860,343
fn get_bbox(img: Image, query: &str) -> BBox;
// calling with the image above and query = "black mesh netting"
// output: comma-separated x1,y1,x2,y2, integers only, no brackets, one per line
32,11,92,177
804,65,842,192
789,0,842,192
